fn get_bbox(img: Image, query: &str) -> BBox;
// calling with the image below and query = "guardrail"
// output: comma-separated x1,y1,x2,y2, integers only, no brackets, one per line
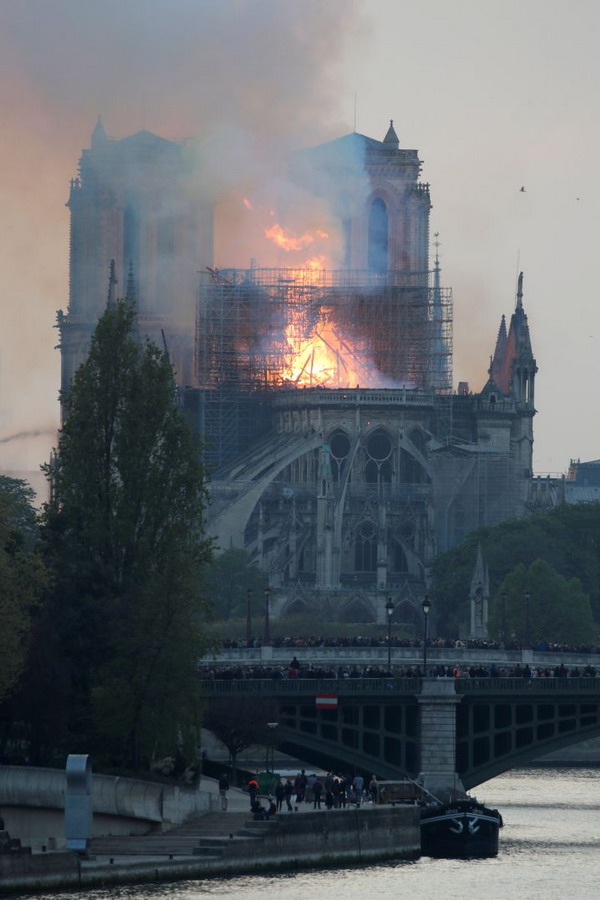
200,677,600,697
200,677,421,695
455,677,600,694
200,645,600,670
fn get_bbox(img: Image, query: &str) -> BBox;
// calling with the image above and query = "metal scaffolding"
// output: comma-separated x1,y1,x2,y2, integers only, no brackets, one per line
192,267,452,469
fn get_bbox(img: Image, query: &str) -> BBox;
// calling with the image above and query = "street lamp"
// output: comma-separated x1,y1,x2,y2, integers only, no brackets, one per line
524,590,531,648
385,596,394,673
422,595,431,677
501,591,507,644
246,589,253,646
263,587,271,645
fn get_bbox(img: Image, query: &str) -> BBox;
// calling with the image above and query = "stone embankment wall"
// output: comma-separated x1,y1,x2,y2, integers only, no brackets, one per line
0,807,420,894
0,767,216,850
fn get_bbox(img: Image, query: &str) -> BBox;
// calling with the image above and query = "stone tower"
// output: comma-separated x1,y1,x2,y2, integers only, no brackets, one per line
302,120,431,273
57,118,214,403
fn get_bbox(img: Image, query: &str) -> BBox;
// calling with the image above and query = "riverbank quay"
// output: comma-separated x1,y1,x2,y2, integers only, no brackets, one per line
0,805,420,894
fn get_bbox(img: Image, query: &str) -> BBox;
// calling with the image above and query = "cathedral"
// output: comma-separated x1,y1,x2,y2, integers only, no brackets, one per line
58,120,538,628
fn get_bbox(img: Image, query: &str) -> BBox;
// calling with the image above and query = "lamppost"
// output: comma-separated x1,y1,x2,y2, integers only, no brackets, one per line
501,591,507,644
422,595,431,677
524,590,531,648
263,587,271,645
385,596,394,672
246,589,253,646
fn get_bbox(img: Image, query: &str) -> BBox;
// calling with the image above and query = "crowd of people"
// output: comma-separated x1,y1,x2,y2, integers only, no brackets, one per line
248,770,379,819
220,635,600,655
199,659,598,681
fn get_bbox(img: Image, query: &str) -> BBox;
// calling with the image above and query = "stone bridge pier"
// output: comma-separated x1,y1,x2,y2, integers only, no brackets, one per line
417,679,464,796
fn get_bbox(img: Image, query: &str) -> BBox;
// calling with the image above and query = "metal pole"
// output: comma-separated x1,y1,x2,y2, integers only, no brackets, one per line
385,596,394,672
246,589,252,646
524,591,531,648
263,588,271,645
422,596,431,677
501,591,507,643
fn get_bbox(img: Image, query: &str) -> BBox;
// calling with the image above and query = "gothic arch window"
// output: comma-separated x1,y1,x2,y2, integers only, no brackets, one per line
365,429,393,484
354,520,377,572
329,429,351,483
368,197,388,273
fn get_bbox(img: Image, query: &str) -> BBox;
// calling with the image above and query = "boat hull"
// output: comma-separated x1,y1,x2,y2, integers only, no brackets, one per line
420,802,502,858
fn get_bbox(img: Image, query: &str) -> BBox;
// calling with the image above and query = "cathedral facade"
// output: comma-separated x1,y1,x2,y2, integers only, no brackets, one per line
58,121,537,628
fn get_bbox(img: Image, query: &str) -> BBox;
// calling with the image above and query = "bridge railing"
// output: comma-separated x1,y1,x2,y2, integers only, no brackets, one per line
455,677,600,693
200,677,600,697
200,677,421,696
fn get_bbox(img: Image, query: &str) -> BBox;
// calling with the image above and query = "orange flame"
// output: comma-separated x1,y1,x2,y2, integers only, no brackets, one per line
264,223,315,252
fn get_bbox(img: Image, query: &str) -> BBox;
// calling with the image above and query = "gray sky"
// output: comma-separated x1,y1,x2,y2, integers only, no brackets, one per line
1,0,598,481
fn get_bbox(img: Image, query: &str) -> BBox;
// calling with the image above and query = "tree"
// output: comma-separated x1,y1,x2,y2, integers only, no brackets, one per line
0,477,47,703
203,695,279,782
206,549,268,621
42,300,212,768
488,559,596,646
431,503,600,639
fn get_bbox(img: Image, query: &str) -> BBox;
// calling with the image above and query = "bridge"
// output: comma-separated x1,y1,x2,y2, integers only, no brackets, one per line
202,677,600,794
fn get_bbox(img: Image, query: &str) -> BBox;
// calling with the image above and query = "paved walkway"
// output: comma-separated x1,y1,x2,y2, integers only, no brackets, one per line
87,777,321,862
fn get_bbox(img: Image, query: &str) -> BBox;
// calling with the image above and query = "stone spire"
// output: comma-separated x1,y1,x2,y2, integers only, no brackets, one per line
91,115,108,149
107,259,118,309
469,542,489,638
383,119,399,149
125,261,136,305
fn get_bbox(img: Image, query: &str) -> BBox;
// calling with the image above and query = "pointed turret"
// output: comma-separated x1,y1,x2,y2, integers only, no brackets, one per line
469,543,489,638
506,272,537,405
489,315,508,389
484,273,537,404
91,115,108,150
125,261,136,304
107,259,118,309
383,119,399,149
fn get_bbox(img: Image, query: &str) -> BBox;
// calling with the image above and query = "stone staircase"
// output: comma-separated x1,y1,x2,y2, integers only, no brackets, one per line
89,812,276,859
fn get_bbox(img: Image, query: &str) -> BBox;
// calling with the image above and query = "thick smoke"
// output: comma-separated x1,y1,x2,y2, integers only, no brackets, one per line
0,0,365,477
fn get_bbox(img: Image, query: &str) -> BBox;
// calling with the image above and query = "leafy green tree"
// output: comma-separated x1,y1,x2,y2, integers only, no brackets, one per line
206,549,268,621
42,300,212,768
488,559,595,645
432,503,600,641
0,477,47,702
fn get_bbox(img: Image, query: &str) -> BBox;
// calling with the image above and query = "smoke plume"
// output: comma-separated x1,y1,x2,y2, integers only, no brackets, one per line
0,0,365,475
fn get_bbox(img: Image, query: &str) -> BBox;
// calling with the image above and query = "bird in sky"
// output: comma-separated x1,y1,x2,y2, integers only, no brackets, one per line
519,186,526,192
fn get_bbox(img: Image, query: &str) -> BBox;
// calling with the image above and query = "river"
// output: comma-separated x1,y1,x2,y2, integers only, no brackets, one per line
16,767,600,900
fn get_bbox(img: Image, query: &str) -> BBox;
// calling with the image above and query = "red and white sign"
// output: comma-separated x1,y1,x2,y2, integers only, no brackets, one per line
315,693,338,709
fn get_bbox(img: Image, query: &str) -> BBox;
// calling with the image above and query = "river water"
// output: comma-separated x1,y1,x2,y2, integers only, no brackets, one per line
18,767,600,900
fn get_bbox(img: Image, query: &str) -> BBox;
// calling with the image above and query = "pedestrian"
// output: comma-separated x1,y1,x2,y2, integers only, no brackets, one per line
218,772,230,811
248,777,259,810
306,772,317,804
275,780,285,812
368,775,378,804
313,778,323,809
283,778,294,811
353,773,364,803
